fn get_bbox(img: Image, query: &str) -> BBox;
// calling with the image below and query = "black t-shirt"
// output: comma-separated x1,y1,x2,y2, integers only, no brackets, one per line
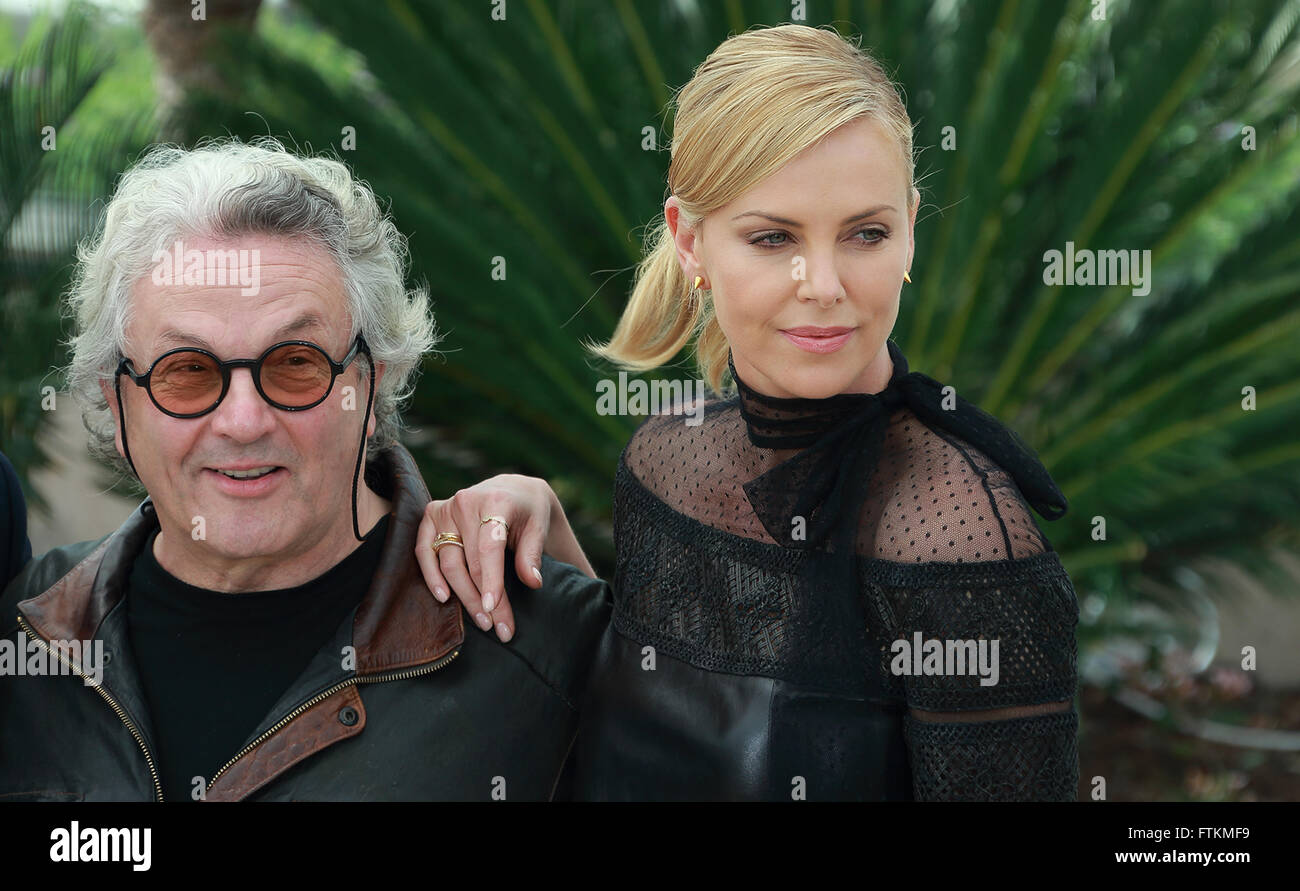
125,514,391,801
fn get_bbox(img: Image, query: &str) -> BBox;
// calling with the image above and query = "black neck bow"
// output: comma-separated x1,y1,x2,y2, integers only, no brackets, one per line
729,339,1068,552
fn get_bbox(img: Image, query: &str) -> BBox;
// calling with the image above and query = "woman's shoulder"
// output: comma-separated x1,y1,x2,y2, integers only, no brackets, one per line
614,394,790,543
859,407,1055,565
618,391,740,478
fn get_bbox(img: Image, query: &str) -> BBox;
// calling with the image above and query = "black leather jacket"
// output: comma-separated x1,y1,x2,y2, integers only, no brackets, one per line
0,444,611,801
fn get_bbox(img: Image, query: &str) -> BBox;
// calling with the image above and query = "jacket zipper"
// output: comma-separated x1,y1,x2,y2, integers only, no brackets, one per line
16,614,165,802
205,648,461,795
19,612,460,801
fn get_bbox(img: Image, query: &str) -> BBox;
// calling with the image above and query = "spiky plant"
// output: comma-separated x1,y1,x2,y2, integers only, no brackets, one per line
0,4,156,514
18,1,1300,626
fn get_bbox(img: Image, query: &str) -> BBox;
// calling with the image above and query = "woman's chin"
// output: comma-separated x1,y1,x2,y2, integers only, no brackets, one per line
775,368,858,400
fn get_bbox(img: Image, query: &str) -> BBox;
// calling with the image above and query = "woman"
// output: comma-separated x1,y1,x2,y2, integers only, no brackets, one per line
415,24,1079,800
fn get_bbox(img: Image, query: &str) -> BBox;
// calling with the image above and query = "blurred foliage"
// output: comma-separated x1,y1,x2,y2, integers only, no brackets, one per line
0,4,157,513
3,1,1299,634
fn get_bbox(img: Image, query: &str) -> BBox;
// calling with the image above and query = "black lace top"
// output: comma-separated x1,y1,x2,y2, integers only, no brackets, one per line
576,338,1079,801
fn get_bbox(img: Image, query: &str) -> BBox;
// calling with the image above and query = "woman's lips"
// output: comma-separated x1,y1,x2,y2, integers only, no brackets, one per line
780,327,854,354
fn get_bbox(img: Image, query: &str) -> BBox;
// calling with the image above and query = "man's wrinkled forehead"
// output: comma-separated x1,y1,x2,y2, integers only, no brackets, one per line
127,234,350,360
150,312,332,356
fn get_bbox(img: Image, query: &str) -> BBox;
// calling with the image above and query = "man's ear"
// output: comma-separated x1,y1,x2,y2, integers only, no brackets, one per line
665,196,705,286
366,361,385,439
99,378,125,459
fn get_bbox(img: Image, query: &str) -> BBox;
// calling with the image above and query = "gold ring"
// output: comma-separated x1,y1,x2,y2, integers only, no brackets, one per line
431,532,465,555
480,515,509,535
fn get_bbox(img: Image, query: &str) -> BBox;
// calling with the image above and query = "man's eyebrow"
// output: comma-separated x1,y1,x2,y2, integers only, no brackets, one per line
153,314,329,353
730,206,898,226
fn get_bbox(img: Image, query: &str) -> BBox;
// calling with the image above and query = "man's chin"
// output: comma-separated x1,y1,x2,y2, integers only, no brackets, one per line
175,513,290,555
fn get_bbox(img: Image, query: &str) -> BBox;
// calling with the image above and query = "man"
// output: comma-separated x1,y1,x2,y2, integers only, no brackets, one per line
0,139,610,801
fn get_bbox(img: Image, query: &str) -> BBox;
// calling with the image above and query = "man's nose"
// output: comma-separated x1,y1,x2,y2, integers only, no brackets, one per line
211,367,276,430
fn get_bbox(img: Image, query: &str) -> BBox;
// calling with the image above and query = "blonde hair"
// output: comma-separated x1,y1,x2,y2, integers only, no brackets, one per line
589,24,916,395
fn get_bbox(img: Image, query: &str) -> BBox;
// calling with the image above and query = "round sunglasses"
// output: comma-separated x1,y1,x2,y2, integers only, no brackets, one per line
115,336,370,419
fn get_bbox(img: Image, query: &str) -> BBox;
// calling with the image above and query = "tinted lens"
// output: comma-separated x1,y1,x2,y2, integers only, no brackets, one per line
260,343,334,407
150,351,223,414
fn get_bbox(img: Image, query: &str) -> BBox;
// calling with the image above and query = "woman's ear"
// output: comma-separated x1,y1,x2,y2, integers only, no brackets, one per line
906,187,920,274
665,196,705,286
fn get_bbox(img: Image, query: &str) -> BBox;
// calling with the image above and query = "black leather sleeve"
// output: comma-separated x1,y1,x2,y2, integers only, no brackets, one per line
500,552,613,713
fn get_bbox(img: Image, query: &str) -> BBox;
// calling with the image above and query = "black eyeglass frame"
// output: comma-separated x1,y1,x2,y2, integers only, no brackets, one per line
114,335,371,419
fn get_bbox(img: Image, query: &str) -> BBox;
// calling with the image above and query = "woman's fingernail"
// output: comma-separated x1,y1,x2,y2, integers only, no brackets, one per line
482,591,495,611
532,566,543,583
496,622,512,642
475,612,492,631
433,586,447,602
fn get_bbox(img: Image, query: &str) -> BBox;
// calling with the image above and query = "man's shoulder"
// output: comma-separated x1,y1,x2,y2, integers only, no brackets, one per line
493,554,612,711
0,536,110,631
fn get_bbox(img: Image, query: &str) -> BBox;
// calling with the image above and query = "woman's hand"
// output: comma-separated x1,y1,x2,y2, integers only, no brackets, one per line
413,474,594,642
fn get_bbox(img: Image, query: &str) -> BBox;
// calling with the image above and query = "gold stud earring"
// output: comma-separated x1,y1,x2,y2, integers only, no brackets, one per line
903,271,912,284
694,276,703,289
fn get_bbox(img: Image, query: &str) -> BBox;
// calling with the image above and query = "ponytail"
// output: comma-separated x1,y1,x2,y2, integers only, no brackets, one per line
588,217,725,392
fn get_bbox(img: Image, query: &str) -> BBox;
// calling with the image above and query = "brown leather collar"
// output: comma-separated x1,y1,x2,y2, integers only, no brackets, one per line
18,443,464,672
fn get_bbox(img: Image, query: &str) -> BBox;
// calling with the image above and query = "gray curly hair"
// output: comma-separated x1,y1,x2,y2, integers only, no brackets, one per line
60,137,439,486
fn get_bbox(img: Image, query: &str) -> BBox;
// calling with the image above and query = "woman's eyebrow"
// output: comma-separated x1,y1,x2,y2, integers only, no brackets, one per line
730,205,897,226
